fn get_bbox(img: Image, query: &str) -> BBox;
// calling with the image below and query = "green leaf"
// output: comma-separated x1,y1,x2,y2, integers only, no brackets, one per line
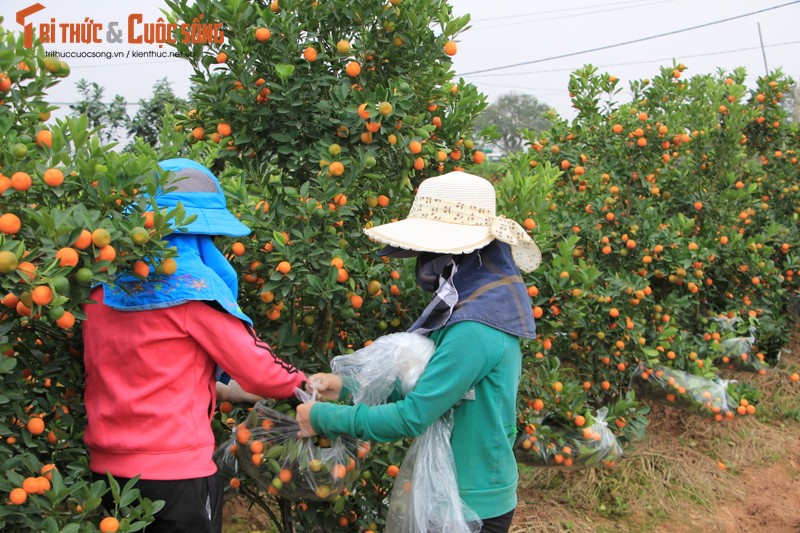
107,472,121,503
0,357,17,373
642,348,660,359
333,494,346,513
306,275,324,294
327,265,339,284
118,487,141,508
270,133,295,143
275,64,296,80
127,521,150,532
84,496,103,513
0,321,14,336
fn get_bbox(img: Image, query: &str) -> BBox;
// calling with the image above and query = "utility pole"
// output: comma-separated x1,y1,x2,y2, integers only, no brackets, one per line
757,23,769,75
794,82,799,124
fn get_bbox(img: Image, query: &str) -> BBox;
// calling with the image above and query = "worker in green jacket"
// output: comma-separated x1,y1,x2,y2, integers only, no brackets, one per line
296,171,541,533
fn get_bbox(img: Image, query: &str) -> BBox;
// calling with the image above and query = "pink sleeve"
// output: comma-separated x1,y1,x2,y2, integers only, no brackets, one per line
185,301,306,399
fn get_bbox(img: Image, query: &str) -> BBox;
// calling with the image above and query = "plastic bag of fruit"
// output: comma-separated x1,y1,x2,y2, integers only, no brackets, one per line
631,362,733,416
514,407,623,469
214,391,370,502
708,316,770,373
717,336,770,373
331,332,482,533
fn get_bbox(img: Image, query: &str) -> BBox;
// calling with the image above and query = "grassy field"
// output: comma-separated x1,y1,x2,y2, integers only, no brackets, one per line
512,330,800,533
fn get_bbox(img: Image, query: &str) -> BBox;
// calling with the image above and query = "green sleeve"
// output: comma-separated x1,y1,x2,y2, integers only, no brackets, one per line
336,376,404,403
310,322,502,442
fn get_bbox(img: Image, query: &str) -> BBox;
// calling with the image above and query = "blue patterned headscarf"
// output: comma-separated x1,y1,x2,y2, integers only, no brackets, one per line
408,240,537,339
100,159,254,384
102,158,252,324
102,233,252,325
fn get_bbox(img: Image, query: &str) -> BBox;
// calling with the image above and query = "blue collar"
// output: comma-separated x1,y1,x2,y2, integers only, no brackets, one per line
102,234,252,325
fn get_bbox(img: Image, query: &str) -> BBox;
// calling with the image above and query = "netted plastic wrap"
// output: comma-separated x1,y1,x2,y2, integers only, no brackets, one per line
214,392,369,501
717,336,770,373
514,408,623,469
708,316,770,373
331,332,482,533
631,363,734,416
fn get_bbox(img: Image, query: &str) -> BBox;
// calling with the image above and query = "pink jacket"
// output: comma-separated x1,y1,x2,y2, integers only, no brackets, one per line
82,286,306,480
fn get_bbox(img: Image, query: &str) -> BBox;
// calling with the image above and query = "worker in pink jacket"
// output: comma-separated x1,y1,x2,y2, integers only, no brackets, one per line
82,159,306,532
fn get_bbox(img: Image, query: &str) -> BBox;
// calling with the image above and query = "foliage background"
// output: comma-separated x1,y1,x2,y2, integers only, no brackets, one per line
0,0,798,531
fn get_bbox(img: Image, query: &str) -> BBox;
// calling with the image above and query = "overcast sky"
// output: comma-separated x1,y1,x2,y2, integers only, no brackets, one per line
451,0,800,116
3,0,799,121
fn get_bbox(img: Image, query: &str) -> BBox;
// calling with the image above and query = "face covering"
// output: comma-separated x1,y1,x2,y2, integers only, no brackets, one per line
415,253,454,292
408,240,537,340
409,254,459,335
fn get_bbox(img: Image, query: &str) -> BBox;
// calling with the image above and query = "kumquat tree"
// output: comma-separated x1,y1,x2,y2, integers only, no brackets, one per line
164,0,487,530
1,0,799,531
0,15,200,533
504,64,799,475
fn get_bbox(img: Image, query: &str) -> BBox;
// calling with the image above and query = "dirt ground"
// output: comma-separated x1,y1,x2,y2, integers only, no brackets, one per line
224,331,800,533
650,433,800,533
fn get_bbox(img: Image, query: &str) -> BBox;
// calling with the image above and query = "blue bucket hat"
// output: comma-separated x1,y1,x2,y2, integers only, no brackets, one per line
153,158,250,237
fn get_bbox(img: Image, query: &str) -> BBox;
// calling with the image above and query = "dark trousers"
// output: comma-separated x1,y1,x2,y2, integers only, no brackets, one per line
92,472,223,533
481,508,516,533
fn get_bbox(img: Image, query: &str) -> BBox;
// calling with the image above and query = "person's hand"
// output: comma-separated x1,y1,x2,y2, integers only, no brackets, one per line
306,373,343,401
216,379,264,404
295,402,317,437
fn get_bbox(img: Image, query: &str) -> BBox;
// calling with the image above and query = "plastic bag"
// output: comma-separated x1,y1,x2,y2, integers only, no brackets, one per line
631,363,733,416
709,315,742,332
707,315,771,373
514,407,623,469
331,332,482,533
384,410,481,533
214,391,370,501
717,337,770,373
330,332,438,404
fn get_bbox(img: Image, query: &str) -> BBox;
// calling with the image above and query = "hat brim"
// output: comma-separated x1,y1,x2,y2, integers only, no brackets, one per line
365,218,494,255
155,206,251,237
376,245,421,258
182,207,251,237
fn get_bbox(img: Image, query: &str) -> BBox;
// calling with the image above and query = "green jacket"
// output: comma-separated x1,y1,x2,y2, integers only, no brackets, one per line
310,321,521,519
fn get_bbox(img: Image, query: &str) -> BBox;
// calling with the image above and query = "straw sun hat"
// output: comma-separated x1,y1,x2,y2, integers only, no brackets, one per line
364,171,542,272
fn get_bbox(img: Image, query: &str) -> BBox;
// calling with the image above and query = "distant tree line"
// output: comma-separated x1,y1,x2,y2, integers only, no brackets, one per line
474,92,553,155
70,78,188,149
